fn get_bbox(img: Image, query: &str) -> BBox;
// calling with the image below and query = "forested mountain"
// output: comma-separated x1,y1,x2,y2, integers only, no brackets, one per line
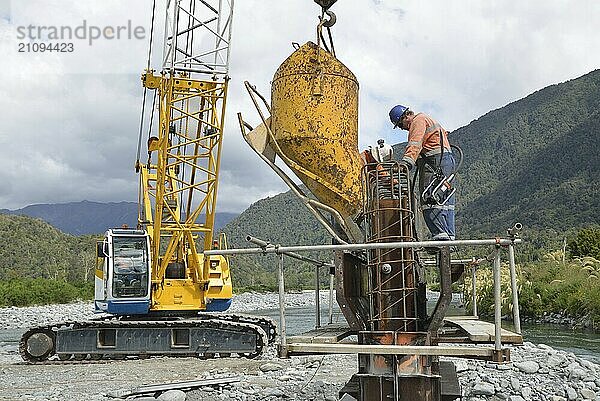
1,201,238,235
450,69,600,235
0,214,97,281
222,190,331,289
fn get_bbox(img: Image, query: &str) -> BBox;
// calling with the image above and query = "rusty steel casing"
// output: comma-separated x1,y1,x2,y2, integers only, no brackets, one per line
271,41,363,219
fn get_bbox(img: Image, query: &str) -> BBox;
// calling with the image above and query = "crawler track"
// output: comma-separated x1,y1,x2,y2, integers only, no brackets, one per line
19,314,276,364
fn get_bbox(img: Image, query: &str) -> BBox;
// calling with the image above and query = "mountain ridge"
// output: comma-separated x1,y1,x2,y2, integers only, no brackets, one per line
1,200,238,235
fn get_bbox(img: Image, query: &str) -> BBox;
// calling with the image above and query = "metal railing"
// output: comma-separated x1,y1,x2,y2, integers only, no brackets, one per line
205,236,523,360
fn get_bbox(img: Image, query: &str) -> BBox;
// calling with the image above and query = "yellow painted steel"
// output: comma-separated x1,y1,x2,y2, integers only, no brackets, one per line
271,41,363,219
140,71,232,311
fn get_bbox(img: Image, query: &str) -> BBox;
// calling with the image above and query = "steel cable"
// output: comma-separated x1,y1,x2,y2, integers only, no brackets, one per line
136,0,158,168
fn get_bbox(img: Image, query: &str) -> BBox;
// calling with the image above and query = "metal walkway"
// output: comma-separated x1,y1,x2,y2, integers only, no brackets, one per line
442,316,522,344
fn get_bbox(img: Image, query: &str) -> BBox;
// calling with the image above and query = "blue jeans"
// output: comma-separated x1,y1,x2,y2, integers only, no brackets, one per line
418,153,456,240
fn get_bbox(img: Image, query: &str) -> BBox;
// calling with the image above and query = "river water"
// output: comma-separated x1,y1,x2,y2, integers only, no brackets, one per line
251,305,600,365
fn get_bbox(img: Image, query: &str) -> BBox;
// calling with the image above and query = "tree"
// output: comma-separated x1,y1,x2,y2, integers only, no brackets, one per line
568,225,600,259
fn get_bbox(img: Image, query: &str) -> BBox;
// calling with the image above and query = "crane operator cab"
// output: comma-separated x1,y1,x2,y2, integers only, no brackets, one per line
94,228,151,315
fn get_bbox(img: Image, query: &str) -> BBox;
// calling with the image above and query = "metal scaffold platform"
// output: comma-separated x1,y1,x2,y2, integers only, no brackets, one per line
286,316,523,350
441,316,522,344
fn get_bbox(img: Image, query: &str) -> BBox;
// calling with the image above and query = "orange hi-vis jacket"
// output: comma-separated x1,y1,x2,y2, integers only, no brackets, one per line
401,113,450,167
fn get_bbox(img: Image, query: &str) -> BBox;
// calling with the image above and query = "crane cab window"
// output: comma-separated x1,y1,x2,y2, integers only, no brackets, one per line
112,237,149,298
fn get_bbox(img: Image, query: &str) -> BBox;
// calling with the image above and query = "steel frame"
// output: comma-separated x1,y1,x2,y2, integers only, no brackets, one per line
162,0,234,76
206,237,522,362
139,0,233,302
142,78,228,283
361,161,419,333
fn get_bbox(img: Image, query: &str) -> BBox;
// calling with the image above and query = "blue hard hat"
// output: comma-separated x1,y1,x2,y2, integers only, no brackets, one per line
389,105,409,128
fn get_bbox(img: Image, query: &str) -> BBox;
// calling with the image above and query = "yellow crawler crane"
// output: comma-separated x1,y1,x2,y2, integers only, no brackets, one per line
19,0,275,363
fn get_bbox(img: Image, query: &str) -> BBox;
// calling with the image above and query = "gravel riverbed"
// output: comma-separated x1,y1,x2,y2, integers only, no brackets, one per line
0,293,599,401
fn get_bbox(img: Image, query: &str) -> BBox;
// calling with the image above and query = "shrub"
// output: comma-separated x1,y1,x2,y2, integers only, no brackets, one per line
0,278,94,307
568,225,600,259
462,261,521,318
462,253,600,326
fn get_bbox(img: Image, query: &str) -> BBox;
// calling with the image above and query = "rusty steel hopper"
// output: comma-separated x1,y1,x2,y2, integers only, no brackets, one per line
270,41,363,221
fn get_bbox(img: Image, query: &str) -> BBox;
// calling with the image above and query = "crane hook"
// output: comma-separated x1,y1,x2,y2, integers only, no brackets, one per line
320,10,337,28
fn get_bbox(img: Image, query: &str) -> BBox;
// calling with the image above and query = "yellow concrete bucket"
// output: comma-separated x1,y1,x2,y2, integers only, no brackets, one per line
271,41,363,219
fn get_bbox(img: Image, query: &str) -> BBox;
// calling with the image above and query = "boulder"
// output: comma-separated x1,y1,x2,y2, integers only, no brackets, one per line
580,389,597,400
566,387,578,400
510,377,521,391
157,390,186,401
472,382,495,396
514,361,539,374
259,362,283,372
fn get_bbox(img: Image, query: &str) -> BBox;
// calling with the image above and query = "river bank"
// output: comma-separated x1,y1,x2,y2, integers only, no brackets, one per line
0,293,599,400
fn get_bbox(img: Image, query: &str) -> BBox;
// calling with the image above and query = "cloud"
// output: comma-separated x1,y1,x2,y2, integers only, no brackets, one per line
1,0,599,212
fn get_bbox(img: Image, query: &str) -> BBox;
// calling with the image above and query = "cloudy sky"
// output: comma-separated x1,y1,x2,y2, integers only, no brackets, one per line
0,0,598,212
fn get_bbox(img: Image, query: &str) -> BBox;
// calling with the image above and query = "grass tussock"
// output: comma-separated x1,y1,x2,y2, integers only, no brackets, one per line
463,252,600,326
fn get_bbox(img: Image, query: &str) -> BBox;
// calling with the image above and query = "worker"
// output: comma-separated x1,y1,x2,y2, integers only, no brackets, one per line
389,104,456,240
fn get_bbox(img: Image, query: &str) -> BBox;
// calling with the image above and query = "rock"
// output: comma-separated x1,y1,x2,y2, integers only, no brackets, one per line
455,360,470,373
510,377,521,391
278,375,292,381
508,396,525,401
569,368,587,380
580,389,597,400
472,382,495,396
514,361,539,374
259,363,283,372
521,387,532,399
550,397,566,401
585,381,598,391
546,355,565,368
566,387,578,400
157,390,186,401
264,388,285,397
